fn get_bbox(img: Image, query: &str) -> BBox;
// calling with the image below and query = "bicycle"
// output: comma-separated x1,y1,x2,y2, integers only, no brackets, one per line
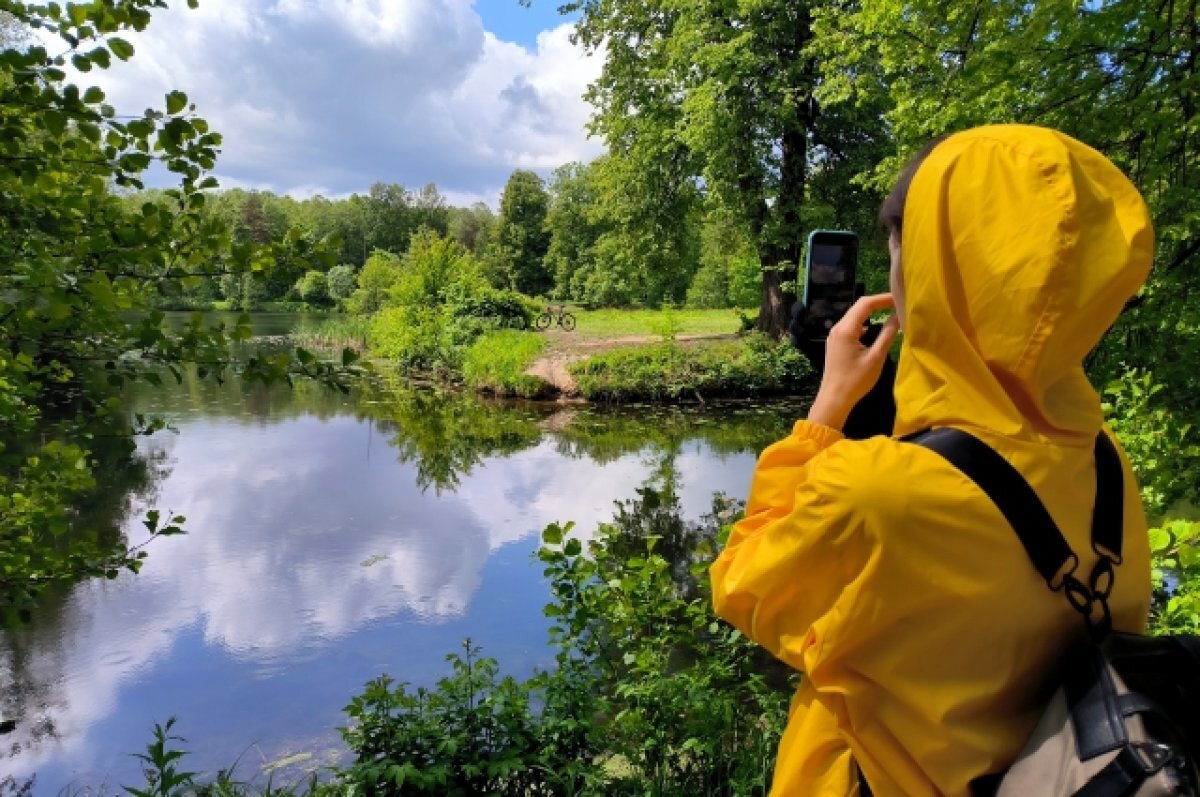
534,305,576,331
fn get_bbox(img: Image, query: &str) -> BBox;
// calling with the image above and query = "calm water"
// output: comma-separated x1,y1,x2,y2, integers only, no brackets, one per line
0,313,805,793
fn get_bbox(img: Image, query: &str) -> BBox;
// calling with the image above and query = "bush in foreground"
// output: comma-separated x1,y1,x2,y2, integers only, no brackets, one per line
336,485,790,796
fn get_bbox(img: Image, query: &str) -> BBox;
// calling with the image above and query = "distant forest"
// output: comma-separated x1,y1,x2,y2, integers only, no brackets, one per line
126,163,762,312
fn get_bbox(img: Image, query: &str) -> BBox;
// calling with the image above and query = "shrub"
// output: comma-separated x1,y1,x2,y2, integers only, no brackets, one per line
345,250,403,315
336,485,790,796
1103,367,1200,517
326,264,357,303
294,270,331,306
1148,519,1200,635
369,306,459,375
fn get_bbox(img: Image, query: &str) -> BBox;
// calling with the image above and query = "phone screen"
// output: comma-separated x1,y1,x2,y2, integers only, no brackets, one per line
803,233,858,339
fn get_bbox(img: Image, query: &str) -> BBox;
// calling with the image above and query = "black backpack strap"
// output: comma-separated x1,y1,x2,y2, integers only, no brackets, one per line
912,428,1078,588
909,428,1124,638
1092,431,1124,563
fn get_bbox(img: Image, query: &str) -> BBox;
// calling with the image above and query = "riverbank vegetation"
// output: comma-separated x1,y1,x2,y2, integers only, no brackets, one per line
570,335,809,402
80,464,1200,796
4,0,1200,790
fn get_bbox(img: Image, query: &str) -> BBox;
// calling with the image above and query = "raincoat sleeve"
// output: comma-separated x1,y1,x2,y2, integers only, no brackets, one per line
711,419,875,671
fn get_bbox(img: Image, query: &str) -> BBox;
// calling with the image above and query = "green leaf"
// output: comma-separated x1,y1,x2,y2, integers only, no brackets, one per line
44,110,68,137
108,37,134,60
165,90,187,115
82,86,105,104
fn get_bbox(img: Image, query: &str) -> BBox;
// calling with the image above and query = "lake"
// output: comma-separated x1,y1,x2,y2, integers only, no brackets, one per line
0,313,807,793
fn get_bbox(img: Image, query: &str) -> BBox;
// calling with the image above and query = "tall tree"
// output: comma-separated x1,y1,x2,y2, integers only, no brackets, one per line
814,0,1200,509
489,170,552,295
363,182,417,255
567,0,832,334
449,202,496,257
544,161,607,300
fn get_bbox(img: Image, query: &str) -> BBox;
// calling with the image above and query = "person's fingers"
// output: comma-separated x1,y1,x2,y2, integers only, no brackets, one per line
837,293,894,333
868,313,900,358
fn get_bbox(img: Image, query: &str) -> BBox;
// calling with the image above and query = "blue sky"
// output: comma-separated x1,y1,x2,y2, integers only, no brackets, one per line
74,0,603,206
477,1,581,50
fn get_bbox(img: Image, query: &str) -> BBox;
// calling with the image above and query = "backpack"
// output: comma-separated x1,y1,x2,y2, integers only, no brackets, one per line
909,427,1200,797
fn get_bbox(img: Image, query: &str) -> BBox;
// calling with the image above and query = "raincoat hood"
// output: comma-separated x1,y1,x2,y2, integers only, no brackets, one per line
893,125,1154,442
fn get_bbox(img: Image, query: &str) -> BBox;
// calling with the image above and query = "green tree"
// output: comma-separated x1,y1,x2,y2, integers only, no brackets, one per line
814,0,1200,510
410,181,450,236
488,169,551,295
363,182,418,255
566,0,857,333
345,249,404,314
448,201,496,257
544,161,608,301
295,269,331,306
326,263,357,303
687,210,762,309
0,0,353,620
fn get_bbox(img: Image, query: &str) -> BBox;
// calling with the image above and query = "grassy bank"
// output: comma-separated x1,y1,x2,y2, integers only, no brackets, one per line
461,329,549,397
570,334,811,402
562,307,746,340
303,307,801,403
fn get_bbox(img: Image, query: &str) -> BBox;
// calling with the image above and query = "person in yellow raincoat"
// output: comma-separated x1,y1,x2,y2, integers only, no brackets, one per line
710,125,1155,796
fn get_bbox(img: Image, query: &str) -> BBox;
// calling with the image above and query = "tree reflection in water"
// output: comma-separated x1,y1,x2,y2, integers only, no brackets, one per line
0,366,806,778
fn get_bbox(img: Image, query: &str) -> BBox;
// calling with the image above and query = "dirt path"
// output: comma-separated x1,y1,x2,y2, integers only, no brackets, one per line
525,331,739,396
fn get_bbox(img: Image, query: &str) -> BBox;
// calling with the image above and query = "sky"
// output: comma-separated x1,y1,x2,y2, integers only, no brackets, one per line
66,1,602,207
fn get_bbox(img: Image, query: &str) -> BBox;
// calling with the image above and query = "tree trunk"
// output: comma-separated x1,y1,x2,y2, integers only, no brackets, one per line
756,122,809,338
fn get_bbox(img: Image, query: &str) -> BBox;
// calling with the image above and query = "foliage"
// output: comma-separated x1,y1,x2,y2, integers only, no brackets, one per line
358,231,546,377
564,0,886,332
448,202,497,259
544,162,610,302
461,330,549,398
338,640,556,796
570,334,812,402
487,170,552,296
1102,369,1200,519
116,716,325,797
687,214,763,309
293,271,331,307
1148,519,1200,636
337,483,791,796
573,155,702,308
293,314,371,353
0,0,357,619
325,265,357,304
345,250,403,315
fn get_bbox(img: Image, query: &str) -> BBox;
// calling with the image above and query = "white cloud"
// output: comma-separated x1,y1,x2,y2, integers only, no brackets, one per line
2,411,755,786
61,0,603,199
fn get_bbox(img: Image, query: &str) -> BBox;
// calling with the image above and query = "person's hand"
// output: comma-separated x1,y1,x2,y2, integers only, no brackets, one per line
807,293,901,431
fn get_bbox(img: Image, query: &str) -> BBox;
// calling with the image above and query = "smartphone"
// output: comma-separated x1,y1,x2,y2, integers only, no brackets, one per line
801,230,859,340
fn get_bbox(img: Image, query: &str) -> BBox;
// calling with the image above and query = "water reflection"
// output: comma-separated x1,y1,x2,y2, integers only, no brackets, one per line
0,366,805,791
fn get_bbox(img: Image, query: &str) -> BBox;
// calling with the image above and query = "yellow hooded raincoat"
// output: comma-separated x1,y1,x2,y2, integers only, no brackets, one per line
711,126,1155,797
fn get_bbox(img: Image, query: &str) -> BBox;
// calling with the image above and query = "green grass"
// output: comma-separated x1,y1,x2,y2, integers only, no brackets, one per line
563,307,746,340
294,313,371,350
569,333,812,402
462,330,549,397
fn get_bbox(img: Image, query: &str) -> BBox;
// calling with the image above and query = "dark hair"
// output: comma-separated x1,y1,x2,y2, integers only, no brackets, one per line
879,135,952,237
